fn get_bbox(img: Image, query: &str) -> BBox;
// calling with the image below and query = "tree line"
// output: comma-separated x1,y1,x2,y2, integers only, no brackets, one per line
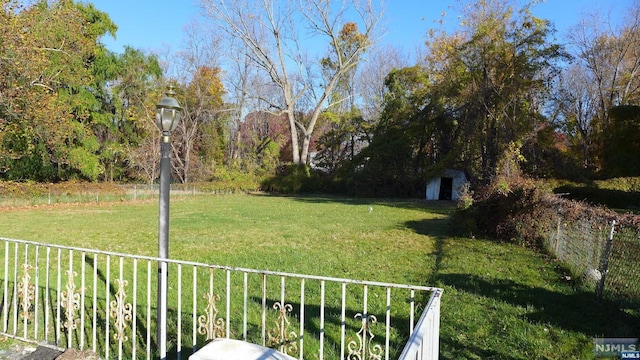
1,0,639,197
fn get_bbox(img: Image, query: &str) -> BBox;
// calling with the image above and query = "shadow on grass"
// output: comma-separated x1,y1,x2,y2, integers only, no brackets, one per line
404,217,456,279
435,273,640,337
82,254,160,357
405,217,453,238
404,215,640,358
439,336,523,360
251,193,456,216
554,185,640,210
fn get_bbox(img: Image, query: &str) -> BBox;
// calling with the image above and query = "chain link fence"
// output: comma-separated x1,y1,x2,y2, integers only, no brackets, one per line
544,211,640,309
601,222,640,307
0,183,246,207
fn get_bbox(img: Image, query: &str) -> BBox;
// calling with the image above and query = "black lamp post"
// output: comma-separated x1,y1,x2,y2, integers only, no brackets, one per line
155,86,182,359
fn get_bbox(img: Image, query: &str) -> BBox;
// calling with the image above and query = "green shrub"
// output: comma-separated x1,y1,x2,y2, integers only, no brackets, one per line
208,167,262,193
259,164,347,195
261,164,311,194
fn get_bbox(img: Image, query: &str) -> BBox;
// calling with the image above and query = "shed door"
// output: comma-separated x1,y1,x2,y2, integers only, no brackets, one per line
439,177,453,200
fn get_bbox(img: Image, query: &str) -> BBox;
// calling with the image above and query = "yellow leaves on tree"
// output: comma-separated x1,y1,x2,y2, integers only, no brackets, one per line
185,66,225,110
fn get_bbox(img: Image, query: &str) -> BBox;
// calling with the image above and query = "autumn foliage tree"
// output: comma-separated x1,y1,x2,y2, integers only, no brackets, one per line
237,111,289,176
342,0,567,196
314,22,370,173
173,66,226,183
423,0,566,181
0,0,118,181
3,0,640,190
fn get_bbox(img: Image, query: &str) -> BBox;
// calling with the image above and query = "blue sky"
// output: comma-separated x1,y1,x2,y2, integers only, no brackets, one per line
89,0,631,55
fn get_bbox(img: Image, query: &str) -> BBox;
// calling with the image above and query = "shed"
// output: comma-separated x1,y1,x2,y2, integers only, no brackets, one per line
425,169,468,201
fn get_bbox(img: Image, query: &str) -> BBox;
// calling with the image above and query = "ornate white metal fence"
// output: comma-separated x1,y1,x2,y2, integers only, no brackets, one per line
0,237,442,359
397,289,441,360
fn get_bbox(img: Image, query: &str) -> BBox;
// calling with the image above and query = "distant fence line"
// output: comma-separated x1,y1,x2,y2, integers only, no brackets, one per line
121,184,242,200
0,184,243,207
544,210,640,308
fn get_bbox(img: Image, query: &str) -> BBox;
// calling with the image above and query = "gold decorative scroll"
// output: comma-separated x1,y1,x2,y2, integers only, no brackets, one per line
61,270,82,330
17,263,34,321
267,302,297,356
109,279,133,342
347,313,382,360
197,293,224,340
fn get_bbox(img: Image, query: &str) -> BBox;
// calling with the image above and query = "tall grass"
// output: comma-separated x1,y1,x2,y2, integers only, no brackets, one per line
0,193,637,359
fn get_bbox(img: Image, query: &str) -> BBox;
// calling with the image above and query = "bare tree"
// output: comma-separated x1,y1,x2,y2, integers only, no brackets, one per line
200,0,383,165
569,4,640,127
551,64,598,167
224,35,278,163
128,116,162,184
560,2,640,169
169,21,226,183
356,44,408,134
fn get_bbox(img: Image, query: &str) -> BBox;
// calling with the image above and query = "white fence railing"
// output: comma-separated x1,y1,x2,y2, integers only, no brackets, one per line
397,289,441,360
0,237,442,359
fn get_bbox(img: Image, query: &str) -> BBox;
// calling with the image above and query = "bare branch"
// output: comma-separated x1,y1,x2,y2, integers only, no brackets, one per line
200,0,383,164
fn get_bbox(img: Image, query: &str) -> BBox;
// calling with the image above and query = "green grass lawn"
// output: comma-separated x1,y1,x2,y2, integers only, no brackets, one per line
0,193,637,359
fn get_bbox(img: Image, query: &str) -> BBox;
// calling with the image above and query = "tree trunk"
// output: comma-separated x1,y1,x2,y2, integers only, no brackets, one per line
300,132,312,165
287,110,301,164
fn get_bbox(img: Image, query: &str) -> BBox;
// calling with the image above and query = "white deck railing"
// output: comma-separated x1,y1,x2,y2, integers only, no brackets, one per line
0,237,442,359
397,288,441,360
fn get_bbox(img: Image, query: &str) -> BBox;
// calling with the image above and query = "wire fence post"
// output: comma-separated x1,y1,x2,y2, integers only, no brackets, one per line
597,220,616,300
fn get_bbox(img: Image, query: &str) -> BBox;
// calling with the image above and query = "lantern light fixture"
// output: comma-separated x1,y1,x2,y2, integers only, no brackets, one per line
155,86,183,134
